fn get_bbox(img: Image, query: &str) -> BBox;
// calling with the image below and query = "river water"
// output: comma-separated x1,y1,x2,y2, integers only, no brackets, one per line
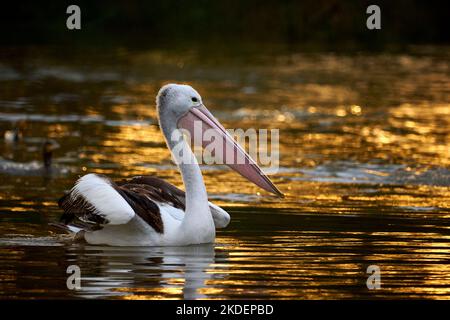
0,46,449,299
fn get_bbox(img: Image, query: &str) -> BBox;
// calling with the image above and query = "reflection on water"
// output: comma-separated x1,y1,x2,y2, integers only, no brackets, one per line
0,46,449,299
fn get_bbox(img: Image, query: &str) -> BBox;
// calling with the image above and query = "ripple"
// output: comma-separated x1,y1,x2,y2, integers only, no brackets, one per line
0,46,449,299
288,161,450,187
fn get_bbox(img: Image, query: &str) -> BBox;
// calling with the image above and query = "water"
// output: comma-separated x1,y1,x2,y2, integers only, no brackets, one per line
0,46,449,299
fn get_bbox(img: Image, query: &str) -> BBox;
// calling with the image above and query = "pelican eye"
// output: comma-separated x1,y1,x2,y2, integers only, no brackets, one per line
191,97,198,103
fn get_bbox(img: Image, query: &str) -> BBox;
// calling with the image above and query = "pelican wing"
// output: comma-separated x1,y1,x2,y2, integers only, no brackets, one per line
118,175,230,228
58,174,230,233
59,173,166,233
59,174,136,227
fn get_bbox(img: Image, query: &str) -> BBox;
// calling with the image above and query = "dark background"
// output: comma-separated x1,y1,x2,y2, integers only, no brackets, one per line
0,0,448,50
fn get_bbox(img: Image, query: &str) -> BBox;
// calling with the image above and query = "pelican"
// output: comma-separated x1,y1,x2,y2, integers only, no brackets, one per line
57,84,283,246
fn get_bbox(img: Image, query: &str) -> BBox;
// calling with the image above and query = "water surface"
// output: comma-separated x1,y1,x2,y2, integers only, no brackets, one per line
0,46,449,299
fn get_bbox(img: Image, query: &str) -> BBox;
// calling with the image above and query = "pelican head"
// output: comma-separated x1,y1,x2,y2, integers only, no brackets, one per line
156,83,283,197
157,84,202,120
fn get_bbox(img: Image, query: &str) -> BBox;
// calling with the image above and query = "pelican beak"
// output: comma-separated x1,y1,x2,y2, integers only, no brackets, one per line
178,105,283,197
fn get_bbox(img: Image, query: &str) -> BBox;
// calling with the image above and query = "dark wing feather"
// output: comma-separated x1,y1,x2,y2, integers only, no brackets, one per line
58,192,106,230
117,176,186,210
116,184,164,233
118,175,230,228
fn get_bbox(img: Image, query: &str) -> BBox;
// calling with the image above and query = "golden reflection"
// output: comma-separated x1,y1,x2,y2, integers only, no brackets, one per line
2,207,33,212
1,49,450,299
350,105,362,116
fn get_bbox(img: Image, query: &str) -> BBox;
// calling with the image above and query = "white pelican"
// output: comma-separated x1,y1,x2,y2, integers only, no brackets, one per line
57,84,283,246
